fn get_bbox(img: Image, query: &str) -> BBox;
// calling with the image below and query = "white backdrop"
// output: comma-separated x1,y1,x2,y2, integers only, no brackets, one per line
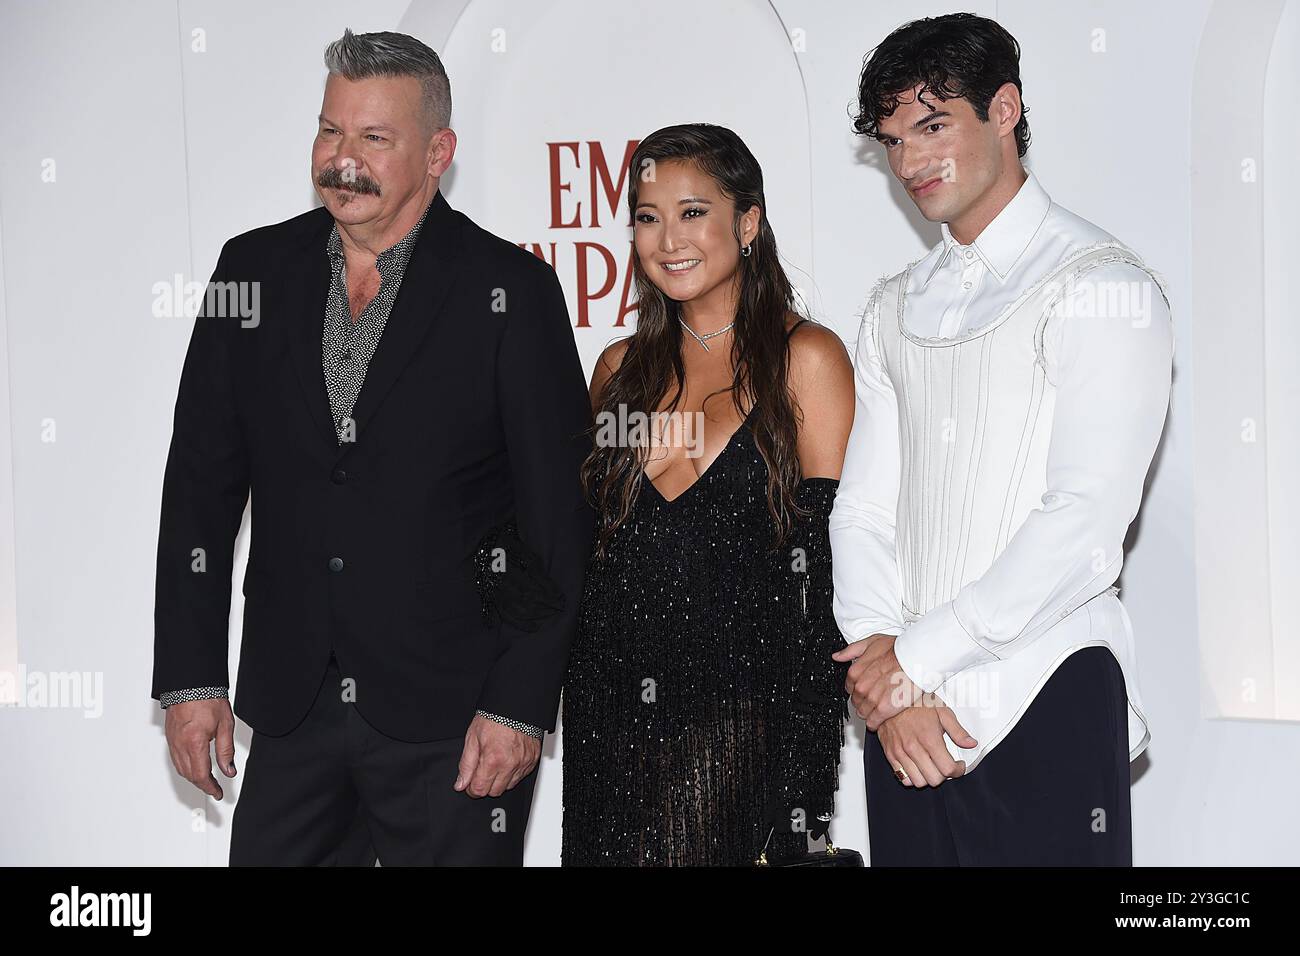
1,0,1297,866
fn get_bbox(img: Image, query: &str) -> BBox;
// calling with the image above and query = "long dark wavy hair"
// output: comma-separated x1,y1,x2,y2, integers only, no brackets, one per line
580,123,809,559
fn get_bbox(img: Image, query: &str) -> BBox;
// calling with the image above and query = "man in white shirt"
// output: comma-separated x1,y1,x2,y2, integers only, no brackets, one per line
831,13,1173,865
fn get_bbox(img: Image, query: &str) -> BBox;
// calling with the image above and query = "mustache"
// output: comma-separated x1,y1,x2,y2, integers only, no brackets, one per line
317,166,382,196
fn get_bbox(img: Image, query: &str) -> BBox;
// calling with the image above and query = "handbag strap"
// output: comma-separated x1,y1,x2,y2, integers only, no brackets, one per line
754,814,839,866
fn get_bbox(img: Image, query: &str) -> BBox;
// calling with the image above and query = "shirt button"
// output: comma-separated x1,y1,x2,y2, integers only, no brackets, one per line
964,250,974,260
342,350,353,363
331,468,347,484
962,281,973,290
328,557,345,573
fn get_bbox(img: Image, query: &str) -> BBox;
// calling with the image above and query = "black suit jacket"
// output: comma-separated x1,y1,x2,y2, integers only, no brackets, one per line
152,190,594,741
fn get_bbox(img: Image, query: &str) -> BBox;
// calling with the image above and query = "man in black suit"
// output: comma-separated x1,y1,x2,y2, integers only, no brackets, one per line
152,28,593,865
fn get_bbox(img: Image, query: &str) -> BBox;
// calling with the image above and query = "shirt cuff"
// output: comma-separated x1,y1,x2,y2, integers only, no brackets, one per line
892,593,999,694
475,710,545,739
158,686,228,709
868,625,904,638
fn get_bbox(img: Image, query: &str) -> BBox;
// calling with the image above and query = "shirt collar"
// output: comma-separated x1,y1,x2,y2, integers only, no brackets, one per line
326,194,435,276
923,170,1051,287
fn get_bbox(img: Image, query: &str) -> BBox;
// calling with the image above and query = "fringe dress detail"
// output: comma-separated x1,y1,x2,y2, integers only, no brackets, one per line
561,394,850,866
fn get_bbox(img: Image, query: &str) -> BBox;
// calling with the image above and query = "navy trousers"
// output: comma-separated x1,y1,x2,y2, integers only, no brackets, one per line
229,654,538,866
864,645,1133,866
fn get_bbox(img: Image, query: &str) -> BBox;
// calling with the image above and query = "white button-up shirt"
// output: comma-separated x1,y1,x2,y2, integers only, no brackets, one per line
830,170,1174,770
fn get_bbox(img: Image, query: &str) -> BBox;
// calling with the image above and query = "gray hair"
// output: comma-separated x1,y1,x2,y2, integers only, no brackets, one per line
323,28,452,133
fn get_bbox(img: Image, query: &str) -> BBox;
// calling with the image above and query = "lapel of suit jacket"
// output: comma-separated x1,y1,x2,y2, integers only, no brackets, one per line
285,190,466,463
286,209,338,454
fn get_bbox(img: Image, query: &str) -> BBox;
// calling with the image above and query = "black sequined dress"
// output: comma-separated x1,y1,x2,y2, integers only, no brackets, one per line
561,393,850,866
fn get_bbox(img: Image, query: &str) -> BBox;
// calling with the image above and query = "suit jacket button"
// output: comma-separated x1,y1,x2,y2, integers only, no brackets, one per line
328,557,345,572
332,468,347,484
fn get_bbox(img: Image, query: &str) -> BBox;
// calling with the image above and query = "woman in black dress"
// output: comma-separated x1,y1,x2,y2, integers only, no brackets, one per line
561,124,856,865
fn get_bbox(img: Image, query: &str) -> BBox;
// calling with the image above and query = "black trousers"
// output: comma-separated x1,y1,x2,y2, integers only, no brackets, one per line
864,645,1132,866
229,654,538,866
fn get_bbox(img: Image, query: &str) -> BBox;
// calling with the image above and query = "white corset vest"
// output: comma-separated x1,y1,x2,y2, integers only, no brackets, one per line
874,241,1164,771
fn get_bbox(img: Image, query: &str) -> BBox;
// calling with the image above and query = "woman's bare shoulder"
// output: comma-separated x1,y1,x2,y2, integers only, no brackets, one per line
785,316,851,385
597,335,633,375
589,335,634,406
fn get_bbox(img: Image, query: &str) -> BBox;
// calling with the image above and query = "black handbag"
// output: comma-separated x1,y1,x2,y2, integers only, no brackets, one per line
753,814,864,867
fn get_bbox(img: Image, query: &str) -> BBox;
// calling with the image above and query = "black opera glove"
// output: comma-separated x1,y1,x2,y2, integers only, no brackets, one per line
473,521,566,631
789,476,852,721
763,477,849,848
762,680,842,845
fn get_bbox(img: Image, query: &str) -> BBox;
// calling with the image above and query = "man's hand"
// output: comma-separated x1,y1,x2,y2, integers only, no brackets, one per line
454,714,540,798
876,697,976,788
165,698,237,800
833,632,924,729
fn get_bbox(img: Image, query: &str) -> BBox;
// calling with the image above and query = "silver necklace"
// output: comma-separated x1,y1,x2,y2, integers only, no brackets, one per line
678,317,735,352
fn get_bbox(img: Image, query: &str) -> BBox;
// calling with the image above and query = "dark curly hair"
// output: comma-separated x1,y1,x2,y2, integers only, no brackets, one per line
852,12,1030,158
